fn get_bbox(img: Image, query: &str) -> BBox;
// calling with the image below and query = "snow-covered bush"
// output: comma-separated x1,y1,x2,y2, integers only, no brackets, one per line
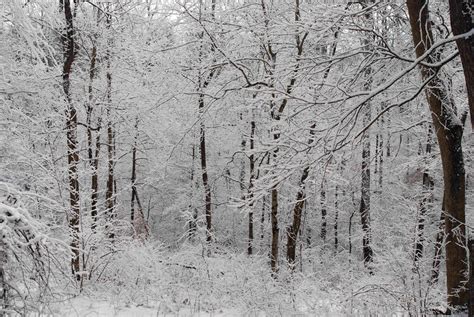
0,199,57,315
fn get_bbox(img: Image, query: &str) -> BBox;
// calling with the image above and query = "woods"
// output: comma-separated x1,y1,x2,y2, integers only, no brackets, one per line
0,0,473,315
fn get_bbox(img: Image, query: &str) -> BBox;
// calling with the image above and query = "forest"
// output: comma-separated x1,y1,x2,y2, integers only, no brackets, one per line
0,0,474,315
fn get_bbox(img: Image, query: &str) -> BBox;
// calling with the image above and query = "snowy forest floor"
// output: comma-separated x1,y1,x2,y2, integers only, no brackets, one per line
22,241,447,316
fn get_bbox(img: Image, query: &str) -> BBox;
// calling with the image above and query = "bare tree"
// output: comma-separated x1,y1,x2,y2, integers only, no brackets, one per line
407,0,468,310
61,0,80,280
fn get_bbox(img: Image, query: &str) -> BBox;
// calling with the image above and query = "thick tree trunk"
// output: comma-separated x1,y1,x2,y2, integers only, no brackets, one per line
448,0,474,128
407,0,468,309
61,0,80,280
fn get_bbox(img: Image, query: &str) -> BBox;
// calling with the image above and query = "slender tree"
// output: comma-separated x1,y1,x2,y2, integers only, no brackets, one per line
104,4,116,240
61,0,80,280
248,118,256,255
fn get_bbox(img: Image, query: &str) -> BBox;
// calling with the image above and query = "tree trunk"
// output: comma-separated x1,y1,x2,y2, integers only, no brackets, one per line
61,0,80,280
359,0,374,269
104,7,116,240
86,13,100,232
320,181,327,243
448,0,474,128
189,144,198,239
248,120,256,255
360,105,373,267
407,0,468,309
0,239,8,313
287,167,309,267
131,118,139,222
413,126,433,266
334,184,339,252
377,105,384,189
199,94,212,243
130,121,149,241
270,184,279,273
469,238,474,316
261,193,266,246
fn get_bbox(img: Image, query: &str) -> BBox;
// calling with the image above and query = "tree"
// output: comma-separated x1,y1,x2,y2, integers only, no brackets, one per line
407,0,468,310
448,0,474,127
61,0,81,280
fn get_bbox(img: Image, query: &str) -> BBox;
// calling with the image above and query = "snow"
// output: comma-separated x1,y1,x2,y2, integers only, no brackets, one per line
52,297,245,317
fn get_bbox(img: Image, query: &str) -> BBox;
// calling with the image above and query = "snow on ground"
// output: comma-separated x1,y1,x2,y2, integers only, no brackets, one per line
50,297,245,317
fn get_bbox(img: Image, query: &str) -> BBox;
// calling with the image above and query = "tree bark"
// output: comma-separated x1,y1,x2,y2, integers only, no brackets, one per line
413,126,433,266
104,8,115,240
130,120,149,241
286,167,309,267
131,118,138,222
407,0,468,309
86,11,101,232
320,181,327,243
199,94,212,243
189,144,198,239
359,0,374,270
248,120,256,255
334,184,339,252
61,0,80,280
448,0,474,128
360,109,373,267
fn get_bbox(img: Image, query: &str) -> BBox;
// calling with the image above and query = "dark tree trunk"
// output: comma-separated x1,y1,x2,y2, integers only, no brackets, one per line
261,196,265,242
360,107,373,267
413,126,433,266
448,0,474,128
334,184,339,252
199,94,212,243
189,145,197,239
407,0,468,309
270,186,279,273
131,118,138,222
358,0,374,269
61,0,80,280
248,120,256,255
86,13,100,232
469,239,474,316
130,119,149,240
320,182,327,243
377,105,384,189
105,9,115,240
286,167,309,267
